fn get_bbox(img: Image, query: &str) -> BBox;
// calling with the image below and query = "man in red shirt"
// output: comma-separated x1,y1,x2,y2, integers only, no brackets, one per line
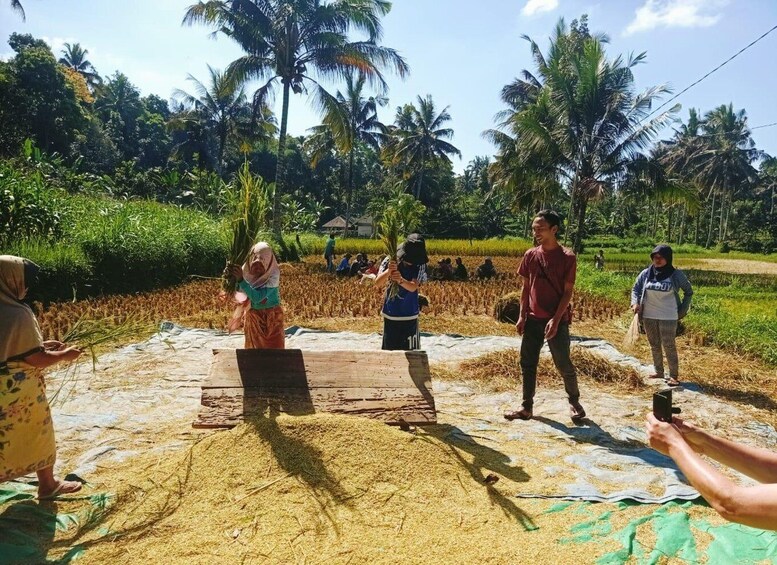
504,210,585,422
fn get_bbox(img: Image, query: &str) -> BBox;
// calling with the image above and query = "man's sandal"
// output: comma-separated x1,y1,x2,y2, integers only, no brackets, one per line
504,408,533,421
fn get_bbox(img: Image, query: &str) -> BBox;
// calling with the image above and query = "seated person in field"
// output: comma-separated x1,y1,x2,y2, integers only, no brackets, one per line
453,257,468,281
335,253,352,277
350,253,368,277
418,293,430,314
476,257,497,280
647,413,777,530
436,258,455,281
359,259,380,284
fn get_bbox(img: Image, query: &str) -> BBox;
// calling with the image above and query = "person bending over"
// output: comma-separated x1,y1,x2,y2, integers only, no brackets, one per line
647,414,777,530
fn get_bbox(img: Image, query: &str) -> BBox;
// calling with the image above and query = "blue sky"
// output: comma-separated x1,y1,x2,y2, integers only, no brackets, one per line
2,0,776,173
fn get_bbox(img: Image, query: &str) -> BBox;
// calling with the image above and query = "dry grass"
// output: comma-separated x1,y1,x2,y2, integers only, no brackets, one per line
30,254,777,426
431,347,646,396
685,258,777,275
49,414,685,565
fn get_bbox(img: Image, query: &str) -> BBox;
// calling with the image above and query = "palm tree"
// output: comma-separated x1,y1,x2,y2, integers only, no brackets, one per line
497,17,677,252
696,104,759,246
387,95,461,200
173,66,273,172
314,72,387,231
59,43,102,90
183,0,409,237
10,0,24,20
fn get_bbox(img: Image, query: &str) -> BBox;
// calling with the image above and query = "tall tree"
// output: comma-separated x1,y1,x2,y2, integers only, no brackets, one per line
387,94,461,201
314,72,386,230
183,0,409,237
59,43,102,90
173,66,269,172
497,16,676,252
94,72,144,159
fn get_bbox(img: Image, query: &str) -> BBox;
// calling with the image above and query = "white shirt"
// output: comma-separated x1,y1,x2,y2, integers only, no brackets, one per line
642,278,678,321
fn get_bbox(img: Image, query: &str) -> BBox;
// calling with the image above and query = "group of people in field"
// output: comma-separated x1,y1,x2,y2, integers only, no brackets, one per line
2,208,776,529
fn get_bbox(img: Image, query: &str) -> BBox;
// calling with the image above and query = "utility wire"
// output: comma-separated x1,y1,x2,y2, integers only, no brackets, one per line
644,23,777,121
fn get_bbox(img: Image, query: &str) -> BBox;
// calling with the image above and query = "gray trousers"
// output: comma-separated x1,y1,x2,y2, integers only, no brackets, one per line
520,318,580,410
642,318,679,378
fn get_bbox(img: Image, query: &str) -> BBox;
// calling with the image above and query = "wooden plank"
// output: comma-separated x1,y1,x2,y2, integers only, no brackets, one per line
203,349,431,390
193,348,436,429
193,387,436,429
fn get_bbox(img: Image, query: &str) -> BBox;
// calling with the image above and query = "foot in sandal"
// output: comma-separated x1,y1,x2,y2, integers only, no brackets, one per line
38,479,82,500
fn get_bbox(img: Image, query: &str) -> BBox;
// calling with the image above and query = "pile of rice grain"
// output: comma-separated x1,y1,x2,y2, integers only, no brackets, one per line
69,414,632,564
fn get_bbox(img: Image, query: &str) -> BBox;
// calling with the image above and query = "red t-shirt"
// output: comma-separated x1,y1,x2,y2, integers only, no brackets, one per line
517,245,577,322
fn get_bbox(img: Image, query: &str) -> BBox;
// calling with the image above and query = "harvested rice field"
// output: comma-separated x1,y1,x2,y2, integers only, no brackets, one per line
4,254,777,564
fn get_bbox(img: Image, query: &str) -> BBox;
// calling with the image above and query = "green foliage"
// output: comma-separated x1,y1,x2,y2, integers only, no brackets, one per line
0,162,64,243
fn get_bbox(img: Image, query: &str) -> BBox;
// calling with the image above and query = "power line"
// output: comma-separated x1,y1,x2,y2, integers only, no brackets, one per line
644,23,777,121
753,121,777,131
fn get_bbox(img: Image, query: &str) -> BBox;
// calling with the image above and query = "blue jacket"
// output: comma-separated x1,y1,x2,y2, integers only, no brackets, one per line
631,268,693,318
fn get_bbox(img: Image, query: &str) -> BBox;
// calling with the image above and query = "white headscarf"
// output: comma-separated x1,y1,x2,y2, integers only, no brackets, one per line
242,242,280,289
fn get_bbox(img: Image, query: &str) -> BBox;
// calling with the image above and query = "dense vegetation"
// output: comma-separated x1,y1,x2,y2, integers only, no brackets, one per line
2,8,775,301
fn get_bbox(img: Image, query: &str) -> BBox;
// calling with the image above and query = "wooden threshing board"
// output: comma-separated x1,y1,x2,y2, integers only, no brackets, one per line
193,349,436,428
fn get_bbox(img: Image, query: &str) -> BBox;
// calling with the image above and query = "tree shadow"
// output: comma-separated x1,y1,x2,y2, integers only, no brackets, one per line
244,409,357,536
417,424,537,531
533,415,687,472
695,383,777,415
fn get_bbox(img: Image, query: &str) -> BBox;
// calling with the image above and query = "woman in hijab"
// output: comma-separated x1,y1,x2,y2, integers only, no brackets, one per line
630,245,693,387
0,256,82,499
228,242,285,349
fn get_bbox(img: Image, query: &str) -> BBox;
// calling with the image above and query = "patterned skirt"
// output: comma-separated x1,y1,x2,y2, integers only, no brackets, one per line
0,363,56,482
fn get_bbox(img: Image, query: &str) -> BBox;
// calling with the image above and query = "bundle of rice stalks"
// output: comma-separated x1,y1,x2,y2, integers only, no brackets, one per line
377,189,426,300
222,163,271,293
62,315,155,368
493,292,522,324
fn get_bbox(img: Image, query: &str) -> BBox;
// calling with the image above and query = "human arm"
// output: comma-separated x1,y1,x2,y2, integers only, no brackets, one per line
631,271,645,313
545,280,574,340
375,259,393,287
516,276,530,336
676,271,693,318
24,347,81,369
646,414,777,530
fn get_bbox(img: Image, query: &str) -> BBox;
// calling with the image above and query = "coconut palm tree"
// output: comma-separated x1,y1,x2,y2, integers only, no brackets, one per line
10,0,24,20
387,95,461,200
174,66,275,172
59,43,102,90
498,17,677,252
314,72,387,230
183,0,409,237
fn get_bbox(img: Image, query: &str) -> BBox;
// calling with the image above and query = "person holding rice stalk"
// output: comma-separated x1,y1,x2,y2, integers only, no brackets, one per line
228,242,285,349
630,244,693,387
0,256,83,499
375,234,428,350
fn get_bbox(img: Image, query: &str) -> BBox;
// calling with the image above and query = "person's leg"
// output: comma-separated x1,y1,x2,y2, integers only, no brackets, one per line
36,466,81,499
519,319,545,411
642,318,665,378
546,322,581,405
659,320,680,381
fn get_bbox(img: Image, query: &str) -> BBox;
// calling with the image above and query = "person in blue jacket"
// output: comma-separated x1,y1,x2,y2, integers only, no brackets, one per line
375,234,428,350
631,244,693,386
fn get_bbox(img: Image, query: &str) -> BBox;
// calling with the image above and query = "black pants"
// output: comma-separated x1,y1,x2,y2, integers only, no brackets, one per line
520,318,580,410
382,318,420,351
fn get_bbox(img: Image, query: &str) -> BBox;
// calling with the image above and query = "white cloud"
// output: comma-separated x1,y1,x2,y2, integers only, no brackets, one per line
521,0,559,17
624,0,728,35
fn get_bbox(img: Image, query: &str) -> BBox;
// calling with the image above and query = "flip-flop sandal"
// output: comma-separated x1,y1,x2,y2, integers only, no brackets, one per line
664,378,681,387
38,480,82,500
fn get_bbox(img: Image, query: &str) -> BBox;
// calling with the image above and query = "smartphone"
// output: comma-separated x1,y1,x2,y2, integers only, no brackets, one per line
653,389,674,423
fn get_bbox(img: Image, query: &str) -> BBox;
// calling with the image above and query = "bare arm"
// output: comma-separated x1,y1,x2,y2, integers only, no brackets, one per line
647,414,777,530
24,347,81,369
677,418,777,484
545,280,574,339
516,276,530,335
